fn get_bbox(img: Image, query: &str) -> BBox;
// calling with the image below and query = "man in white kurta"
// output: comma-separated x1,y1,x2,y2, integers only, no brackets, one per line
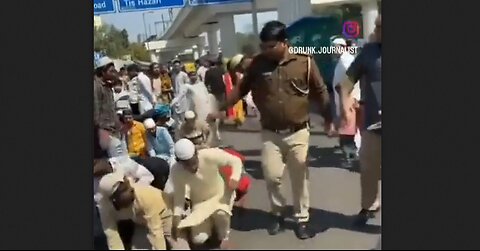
171,72,221,145
170,139,243,247
332,38,356,121
127,64,156,114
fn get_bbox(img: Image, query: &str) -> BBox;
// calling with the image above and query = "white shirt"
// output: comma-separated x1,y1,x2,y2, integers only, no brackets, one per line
173,71,190,97
113,90,131,110
187,81,214,122
171,83,191,114
137,72,156,106
93,157,154,203
333,52,357,116
196,66,208,82
127,79,140,104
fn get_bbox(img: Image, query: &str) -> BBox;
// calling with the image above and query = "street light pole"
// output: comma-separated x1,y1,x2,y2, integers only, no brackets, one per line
142,11,155,41
161,14,166,32
251,0,259,36
142,12,148,41
154,18,170,37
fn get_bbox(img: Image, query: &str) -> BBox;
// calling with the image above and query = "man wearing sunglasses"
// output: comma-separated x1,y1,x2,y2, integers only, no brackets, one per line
170,139,243,249
208,20,332,240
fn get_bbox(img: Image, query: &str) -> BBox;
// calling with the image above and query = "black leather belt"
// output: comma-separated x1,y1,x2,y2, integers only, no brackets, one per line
267,121,309,134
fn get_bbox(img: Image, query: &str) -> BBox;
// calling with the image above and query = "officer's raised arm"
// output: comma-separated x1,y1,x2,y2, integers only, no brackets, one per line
309,58,333,124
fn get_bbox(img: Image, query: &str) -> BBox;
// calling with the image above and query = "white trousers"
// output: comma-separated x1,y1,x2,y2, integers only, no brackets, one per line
190,210,230,245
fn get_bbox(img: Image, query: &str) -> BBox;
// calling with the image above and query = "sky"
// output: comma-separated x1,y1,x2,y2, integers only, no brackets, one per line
101,8,277,42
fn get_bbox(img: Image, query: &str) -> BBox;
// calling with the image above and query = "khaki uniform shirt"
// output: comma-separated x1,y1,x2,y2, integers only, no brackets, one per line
239,51,331,130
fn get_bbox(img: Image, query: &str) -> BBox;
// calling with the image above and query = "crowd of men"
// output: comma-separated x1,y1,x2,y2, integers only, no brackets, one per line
93,14,381,250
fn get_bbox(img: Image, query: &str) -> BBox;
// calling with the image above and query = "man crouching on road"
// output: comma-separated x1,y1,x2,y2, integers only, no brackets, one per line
170,139,243,249
97,170,181,250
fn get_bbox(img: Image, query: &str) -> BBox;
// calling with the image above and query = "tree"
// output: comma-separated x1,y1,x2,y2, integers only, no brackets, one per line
120,29,129,48
129,43,150,62
94,23,151,62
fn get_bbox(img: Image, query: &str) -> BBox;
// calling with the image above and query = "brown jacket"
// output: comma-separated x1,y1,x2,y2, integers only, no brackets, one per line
94,78,120,132
239,51,331,130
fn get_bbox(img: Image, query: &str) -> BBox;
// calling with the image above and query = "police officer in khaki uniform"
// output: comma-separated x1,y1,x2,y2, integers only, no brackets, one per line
208,21,332,240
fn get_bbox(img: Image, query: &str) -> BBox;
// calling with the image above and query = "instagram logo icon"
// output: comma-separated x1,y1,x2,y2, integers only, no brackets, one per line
343,21,360,38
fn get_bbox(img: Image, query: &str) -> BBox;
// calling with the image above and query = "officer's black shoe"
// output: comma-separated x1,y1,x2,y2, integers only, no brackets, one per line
267,215,286,235
353,209,377,227
295,222,316,240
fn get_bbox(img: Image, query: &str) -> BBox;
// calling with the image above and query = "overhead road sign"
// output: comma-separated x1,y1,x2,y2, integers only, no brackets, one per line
118,0,186,13
94,0,117,15
188,0,251,7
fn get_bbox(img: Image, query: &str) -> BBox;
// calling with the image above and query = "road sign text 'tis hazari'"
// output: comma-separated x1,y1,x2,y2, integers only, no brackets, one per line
122,0,162,7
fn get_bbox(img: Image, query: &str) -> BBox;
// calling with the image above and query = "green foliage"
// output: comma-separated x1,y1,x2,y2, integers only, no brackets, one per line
94,23,150,61
129,43,151,62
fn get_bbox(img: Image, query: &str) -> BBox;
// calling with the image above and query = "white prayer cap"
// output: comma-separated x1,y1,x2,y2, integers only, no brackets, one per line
185,110,196,120
332,38,347,46
98,170,125,197
95,56,114,70
143,118,156,129
229,54,244,71
174,138,196,160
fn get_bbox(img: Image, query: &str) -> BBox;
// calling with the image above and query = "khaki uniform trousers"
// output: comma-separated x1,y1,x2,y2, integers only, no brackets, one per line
359,130,382,210
261,128,310,223
190,210,231,245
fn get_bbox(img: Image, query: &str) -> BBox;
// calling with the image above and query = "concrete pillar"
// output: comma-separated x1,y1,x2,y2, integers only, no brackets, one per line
193,45,205,60
193,49,199,60
197,43,206,57
360,0,379,38
150,52,159,63
207,27,219,56
277,0,312,26
159,51,175,63
218,14,237,58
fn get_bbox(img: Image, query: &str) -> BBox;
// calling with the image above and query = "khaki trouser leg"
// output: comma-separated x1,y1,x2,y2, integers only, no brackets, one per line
284,128,311,223
359,130,382,210
162,209,187,250
261,131,287,215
